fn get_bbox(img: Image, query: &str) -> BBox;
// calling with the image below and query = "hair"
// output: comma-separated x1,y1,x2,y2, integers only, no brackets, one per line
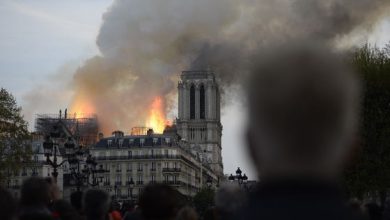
20,177,51,207
246,42,361,178
0,186,17,220
176,206,198,220
70,191,83,213
83,189,111,220
139,184,186,220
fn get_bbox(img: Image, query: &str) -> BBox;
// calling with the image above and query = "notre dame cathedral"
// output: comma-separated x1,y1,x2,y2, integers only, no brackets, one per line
176,70,223,177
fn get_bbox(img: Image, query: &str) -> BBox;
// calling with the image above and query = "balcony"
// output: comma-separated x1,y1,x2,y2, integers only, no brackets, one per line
162,168,181,173
116,169,122,173
136,181,144,185
163,181,182,186
95,155,181,161
115,181,122,186
103,182,110,186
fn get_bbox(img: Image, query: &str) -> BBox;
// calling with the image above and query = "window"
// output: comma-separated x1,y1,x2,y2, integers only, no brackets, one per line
151,175,156,183
119,139,124,147
165,138,170,144
129,139,134,145
153,138,158,145
127,163,132,171
140,138,145,146
116,175,121,185
128,151,132,158
34,143,40,153
47,168,50,176
34,155,39,162
107,140,112,147
117,164,122,172
190,84,195,119
151,162,156,171
164,162,169,168
127,175,133,182
138,163,143,171
128,188,132,197
200,84,205,119
137,175,143,185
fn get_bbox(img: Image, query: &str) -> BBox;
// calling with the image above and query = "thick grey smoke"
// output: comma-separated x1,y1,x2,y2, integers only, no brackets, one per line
70,0,390,134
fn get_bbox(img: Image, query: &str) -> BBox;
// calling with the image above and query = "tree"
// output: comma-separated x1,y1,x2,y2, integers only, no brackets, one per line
0,88,31,184
344,43,390,205
193,188,215,218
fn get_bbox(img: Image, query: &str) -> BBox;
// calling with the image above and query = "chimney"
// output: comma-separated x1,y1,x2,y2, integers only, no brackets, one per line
98,132,104,140
112,130,124,138
147,128,154,136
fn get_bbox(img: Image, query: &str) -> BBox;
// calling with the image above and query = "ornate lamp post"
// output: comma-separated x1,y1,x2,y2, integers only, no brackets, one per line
228,167,248,187
43,132,68,183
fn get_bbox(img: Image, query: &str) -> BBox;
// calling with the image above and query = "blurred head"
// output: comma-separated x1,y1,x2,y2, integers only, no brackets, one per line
0,186,17,220
215,183,246,215
139,184,185,220
246,43,360,180
70,191,83,213
20,177,51,207
83,189,111,220
176,206,198,220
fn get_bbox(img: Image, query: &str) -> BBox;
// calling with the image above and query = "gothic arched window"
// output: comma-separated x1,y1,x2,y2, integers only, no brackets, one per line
190,84,195,119
200,84,205,119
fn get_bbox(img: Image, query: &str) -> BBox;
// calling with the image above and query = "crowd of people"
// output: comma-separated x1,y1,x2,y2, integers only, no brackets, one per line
1,44,389,220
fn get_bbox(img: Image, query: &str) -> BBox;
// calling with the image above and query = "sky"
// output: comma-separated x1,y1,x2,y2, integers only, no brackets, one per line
1,0,390,179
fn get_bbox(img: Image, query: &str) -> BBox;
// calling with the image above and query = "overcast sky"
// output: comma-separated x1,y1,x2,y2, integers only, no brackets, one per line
1,0,390,179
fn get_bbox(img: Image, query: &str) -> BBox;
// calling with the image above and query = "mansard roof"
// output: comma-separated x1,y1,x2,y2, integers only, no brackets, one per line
94,133,178,149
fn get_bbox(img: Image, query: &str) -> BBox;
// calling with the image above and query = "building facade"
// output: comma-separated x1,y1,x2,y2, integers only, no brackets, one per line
89,129,217,200
176,70,223,176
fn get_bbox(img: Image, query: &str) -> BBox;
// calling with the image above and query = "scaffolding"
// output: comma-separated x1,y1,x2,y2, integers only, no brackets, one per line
34,112,99,146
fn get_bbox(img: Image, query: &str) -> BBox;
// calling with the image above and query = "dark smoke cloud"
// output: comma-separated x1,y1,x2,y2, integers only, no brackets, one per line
70,0,390,134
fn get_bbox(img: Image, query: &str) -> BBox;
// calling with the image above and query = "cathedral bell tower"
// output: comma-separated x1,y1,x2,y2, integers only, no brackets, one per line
176,69,223,176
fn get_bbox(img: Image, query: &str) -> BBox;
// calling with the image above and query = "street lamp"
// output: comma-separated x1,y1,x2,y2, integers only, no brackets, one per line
43,135,68,183
229,167,249,187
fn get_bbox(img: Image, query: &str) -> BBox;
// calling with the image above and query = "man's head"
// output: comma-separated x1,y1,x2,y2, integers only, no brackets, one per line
139,184,185,220
20,177,51,207
83,189,110,220
246,43,360,180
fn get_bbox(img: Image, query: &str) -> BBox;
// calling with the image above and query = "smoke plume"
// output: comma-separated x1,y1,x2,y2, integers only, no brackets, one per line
70,0,390,134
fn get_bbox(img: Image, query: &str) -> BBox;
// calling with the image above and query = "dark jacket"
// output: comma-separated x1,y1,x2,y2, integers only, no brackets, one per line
237,179,362,220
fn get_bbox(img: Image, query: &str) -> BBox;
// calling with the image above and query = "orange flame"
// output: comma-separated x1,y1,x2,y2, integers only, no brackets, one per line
146,97,171,134
69,97,95,119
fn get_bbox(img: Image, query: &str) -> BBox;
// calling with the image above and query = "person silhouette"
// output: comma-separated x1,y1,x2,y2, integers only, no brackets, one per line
241,43,361,220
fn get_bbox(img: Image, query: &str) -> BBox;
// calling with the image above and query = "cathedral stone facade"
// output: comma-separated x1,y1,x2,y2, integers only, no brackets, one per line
177,70,223,177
